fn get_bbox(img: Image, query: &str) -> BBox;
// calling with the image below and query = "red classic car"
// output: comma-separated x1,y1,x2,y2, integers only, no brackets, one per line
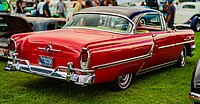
5,7,196,91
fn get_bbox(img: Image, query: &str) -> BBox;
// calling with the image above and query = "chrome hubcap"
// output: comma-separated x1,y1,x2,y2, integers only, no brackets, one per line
180,48,186,66
118,73,132,89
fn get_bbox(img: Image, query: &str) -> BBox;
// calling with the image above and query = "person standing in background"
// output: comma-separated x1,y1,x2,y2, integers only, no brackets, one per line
166,0,176,29
85,0,92,8
37,0,45,17
43,0,51,17
162,2,168,19
73,0,83,13
101,0,108,6
16,0,23,13
92,0,99,6
34,0,39,16
57,0,67,18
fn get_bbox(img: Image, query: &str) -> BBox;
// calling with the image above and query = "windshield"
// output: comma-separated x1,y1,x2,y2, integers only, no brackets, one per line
64,13,133,34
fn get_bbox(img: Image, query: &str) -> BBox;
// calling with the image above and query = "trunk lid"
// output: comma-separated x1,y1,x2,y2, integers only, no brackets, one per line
23,28,117,58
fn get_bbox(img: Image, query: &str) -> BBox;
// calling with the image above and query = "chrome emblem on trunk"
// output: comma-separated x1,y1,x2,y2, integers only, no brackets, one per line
37,42,61,54
45,45,52,54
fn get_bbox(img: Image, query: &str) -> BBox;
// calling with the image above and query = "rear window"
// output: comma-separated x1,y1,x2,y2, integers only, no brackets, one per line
183,5,195,9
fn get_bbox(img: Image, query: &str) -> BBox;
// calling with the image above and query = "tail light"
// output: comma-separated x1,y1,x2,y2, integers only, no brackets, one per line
80,48,90,70
9,38,16,51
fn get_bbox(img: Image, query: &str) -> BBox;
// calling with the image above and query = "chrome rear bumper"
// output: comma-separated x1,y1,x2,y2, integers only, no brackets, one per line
189,92,200,103
5,53,95,86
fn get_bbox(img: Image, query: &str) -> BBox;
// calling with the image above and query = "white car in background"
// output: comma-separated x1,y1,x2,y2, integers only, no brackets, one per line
174,2,200,31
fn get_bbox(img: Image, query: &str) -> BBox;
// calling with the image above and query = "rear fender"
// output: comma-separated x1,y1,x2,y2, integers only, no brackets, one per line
191,16,199,27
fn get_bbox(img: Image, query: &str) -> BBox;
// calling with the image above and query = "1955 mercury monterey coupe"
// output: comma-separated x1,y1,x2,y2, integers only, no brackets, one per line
5,6,196,91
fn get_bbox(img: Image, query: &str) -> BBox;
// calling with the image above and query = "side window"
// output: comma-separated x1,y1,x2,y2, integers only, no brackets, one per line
183,5,195,9
136,14,162,34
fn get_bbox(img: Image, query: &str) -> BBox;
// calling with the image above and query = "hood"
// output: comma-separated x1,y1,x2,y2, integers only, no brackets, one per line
22,28,117,58
175,10,197,24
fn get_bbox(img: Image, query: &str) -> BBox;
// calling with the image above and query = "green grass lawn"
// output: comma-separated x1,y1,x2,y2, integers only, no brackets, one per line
0,32,200,104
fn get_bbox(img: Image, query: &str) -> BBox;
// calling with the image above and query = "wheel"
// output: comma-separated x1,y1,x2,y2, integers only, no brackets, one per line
177,46,187,67
193,20,200,32
107,73,133,91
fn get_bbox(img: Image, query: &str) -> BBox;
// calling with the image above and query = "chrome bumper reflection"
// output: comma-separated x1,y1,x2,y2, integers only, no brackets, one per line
5,53,95,86
191,45,196,57
189,92,200,103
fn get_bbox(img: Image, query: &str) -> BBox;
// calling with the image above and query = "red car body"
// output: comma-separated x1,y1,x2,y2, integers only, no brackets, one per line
5,7,196,91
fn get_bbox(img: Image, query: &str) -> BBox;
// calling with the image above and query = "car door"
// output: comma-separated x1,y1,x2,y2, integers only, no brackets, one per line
135,13,176,70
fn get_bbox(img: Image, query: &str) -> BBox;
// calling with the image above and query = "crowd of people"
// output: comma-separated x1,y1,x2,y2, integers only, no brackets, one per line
14,0,176,29
14,0,118,18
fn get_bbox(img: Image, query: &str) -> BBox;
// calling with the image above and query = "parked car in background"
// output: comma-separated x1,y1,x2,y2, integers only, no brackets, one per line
174,2,200,31
189,59,200,104
23,1,37,16
5,7,195,91
0,14,65,58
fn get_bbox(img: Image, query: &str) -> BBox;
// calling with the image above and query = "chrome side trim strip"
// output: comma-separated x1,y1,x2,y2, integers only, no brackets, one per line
158,40,195,49
92,54,151,69
136,60,177,75
175,40,195,46
92,43,154,69
158,44,176,49
38,47,61,52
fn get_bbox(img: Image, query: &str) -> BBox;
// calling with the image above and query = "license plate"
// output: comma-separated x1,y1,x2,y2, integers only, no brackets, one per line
38,56,53,67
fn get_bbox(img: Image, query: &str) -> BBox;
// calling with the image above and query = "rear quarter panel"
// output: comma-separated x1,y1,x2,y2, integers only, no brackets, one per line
173,29,195,59
85,33,154,83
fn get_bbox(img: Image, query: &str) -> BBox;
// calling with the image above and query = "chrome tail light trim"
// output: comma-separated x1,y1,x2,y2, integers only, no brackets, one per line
80,47,90,70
